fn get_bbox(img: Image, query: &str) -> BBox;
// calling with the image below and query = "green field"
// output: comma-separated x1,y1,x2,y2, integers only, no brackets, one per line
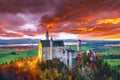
64,45,77,50
81,46,93,53
97,46,120,72
0,49,38,64
98,46,120,55
104,59,120,67
104,59,120,72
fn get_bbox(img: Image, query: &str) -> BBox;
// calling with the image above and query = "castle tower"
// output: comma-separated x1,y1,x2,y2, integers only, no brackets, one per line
46,30,49,40
50,37,53,60
38,40,42,62
77,39,82,54
69,51,72,69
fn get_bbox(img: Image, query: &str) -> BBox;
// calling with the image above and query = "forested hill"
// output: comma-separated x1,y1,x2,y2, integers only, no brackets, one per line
0,54,120,80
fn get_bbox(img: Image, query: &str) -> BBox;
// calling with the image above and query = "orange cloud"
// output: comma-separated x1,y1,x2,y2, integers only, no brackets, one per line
0,0,120,40
97,18,120,24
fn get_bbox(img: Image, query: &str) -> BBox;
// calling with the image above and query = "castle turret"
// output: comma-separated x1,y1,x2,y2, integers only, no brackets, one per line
50,37,53,60
77,39,82,54
46,30,49,40
38,39,42,62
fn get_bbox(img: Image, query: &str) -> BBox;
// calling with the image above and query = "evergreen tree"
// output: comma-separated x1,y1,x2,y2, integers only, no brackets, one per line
0,69,4,80
81,53,88,67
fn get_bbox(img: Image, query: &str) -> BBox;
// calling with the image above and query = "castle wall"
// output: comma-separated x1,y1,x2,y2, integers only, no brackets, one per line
53,47,64,59
42,47,50,60
42,46,64,60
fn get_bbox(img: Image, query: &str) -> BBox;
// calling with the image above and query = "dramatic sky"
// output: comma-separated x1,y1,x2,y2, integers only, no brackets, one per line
0,0,120,40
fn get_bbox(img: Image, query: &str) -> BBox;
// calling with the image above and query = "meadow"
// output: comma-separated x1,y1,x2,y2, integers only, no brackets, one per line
98,46,120,55
0,49,38,64
104,59,120,67
98,46,120,69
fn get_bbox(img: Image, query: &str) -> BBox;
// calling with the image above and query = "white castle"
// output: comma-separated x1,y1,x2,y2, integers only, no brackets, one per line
38,31,82,69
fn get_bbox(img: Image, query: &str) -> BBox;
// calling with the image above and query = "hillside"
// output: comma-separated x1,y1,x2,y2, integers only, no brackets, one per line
0,54,120,80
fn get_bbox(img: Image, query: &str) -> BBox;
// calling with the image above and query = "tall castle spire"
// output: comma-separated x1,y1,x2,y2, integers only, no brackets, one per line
46,30,49,40
77,39,82,54
50,36,53,60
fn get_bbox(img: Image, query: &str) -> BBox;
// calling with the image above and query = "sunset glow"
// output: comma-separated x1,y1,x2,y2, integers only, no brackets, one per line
0,0,120,40
97,18,120,24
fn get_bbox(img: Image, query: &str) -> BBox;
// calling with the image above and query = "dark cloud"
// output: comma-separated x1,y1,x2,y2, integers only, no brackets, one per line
0,0,120,39
0,0,56,13
38,0,120,40
0,14,26,29
40,0,120,24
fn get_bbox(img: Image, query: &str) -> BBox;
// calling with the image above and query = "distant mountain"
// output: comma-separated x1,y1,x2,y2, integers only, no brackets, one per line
0,38,39,45
0,39,78,45
63,39,78,42
0,38,120,46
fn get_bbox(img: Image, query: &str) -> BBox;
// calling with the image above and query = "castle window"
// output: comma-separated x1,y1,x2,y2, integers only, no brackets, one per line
59,51,61,53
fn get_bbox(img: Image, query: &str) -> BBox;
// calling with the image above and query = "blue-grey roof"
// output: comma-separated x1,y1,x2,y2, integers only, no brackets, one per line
40,40,64,47
65,49,74,52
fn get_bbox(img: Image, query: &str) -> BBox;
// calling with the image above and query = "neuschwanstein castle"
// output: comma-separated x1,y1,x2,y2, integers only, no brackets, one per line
38,31,82,69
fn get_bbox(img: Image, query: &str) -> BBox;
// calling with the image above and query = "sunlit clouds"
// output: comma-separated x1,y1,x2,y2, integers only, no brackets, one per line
97,18,120,24
0,0,120,40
